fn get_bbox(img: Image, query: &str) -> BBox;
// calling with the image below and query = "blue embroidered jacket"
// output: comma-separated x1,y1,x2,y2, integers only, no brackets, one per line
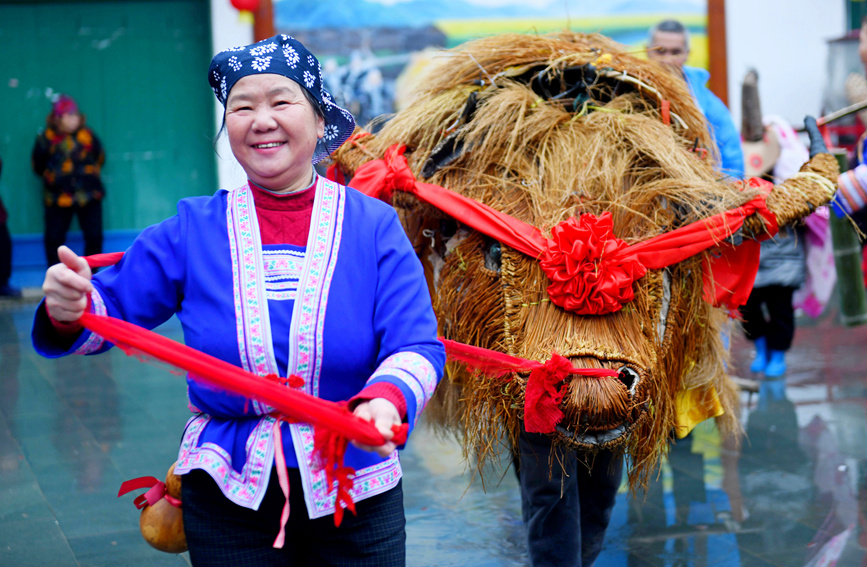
33,178,445,517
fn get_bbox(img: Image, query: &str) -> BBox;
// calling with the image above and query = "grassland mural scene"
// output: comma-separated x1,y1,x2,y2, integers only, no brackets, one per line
274,0,707,124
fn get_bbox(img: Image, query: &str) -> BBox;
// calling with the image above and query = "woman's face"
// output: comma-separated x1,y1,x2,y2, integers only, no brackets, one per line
225,74,325,193
58,112,82,134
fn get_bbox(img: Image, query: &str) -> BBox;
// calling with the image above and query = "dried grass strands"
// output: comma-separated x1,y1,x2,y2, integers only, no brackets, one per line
514,269,654,365
327,30,774,489
491,248,682,490
766,152,839,226
435,233,506,350
425,232,508,437
413,33,713,145
420,88,750,237
561,377,630,430
333,32,723,183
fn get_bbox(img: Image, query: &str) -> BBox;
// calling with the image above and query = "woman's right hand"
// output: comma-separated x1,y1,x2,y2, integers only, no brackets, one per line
43,245,93,322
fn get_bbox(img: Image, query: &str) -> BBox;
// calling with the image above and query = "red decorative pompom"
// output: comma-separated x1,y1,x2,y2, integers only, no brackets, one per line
539,212,646,315
230,0,259,12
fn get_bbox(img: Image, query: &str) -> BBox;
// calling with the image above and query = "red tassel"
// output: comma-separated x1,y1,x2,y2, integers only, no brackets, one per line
523,353,575,433
313,404,358,527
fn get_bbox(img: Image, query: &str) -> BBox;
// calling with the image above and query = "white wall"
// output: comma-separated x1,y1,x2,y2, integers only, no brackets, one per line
209,0,253,190
726,0,847,131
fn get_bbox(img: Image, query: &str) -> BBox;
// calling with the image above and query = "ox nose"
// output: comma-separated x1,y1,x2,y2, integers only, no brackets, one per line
618,366,640,393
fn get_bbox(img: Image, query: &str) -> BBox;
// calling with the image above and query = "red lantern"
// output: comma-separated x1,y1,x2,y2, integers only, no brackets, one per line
230,0,259,12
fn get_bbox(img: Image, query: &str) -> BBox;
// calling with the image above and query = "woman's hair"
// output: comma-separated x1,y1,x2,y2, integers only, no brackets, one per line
301,88,326,122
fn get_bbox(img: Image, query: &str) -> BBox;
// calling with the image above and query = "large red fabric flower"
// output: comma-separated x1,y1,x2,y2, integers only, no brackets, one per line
539,213,647,315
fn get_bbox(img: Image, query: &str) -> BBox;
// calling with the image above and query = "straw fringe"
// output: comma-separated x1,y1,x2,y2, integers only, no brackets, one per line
330,32,834,491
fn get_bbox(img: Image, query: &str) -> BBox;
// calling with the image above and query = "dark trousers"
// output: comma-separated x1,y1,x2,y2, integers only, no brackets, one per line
0,222,11,286
44,200,103,266
182,468,406,567
516,429,623,567
740,285,796,351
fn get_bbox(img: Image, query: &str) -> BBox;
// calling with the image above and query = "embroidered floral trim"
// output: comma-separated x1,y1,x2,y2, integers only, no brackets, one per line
266,290,298,301
228,184,280,415
369,352,438,427
75,287,108,354
313,180,344,399
286,179,401,517
174,414,277,509
211,179,391,515
263,249,305,271
293,423,401,519
290,179,341,398
263,248,304,302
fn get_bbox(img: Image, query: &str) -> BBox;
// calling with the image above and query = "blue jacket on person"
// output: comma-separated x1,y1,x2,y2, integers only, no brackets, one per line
682,65,745,179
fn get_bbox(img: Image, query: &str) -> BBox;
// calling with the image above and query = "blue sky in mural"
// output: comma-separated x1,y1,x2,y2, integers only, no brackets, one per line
274,0,704,30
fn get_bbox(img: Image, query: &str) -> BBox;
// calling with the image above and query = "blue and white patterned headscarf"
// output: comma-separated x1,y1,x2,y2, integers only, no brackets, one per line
209,34,355,164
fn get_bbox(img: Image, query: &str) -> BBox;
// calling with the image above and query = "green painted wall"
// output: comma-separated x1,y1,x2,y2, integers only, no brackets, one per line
851,0,867,31
0,0,216,235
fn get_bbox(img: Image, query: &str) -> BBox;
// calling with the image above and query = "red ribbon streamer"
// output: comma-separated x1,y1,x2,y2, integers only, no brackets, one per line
117,476,181,509
76,280,409,527
85,252,126,268
349,145,547,258
440,338,618,433
78,311,402,448
344,144,779,315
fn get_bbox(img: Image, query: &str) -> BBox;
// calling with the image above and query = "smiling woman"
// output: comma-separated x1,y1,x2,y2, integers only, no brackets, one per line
225,76,324,193
32,34,444,567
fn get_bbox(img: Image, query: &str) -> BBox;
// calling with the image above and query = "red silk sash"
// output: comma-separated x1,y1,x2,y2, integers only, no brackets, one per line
79,310,405,448
80,250,617,452
79,252,628,469
441,338,619,433
345,145,779,315
75,261,408,528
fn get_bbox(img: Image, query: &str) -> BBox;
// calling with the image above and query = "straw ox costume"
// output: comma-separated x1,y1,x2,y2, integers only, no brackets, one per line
328,33,838,488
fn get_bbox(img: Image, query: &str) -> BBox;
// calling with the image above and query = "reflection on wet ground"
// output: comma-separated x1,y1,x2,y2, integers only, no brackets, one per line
2,299,867,566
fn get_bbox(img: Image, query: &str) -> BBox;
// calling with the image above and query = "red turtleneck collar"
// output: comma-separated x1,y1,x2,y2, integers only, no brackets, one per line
249,176,317,246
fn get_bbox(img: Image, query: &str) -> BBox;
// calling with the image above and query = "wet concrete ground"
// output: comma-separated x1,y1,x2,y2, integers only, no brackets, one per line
2,297,867,566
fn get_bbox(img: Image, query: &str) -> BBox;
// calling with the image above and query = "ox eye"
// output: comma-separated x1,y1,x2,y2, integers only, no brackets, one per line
440,219,458,238
618,367,640,393
485,241,502,272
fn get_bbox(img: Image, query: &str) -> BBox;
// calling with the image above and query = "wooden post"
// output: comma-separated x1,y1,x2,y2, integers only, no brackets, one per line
707,0,729,106
253,0,274,42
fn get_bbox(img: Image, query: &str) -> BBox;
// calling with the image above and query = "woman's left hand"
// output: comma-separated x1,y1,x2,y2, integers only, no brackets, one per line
351,398,401,457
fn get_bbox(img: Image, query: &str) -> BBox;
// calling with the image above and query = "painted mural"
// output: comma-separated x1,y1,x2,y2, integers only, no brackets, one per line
274,0,708,126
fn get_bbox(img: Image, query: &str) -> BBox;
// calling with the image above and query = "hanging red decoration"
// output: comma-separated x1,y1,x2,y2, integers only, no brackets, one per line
230,0,259,13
